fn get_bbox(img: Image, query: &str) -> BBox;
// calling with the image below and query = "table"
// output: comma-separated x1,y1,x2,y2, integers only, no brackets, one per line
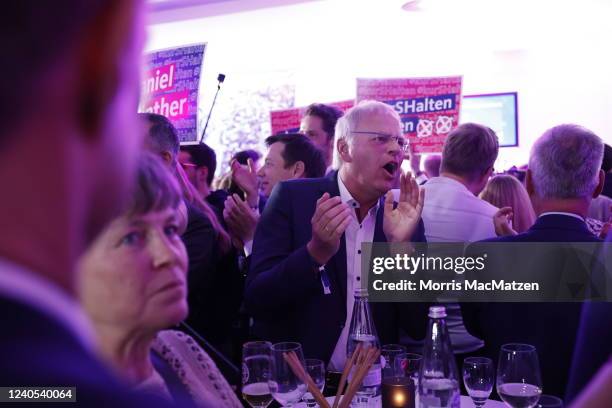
294,395,506,407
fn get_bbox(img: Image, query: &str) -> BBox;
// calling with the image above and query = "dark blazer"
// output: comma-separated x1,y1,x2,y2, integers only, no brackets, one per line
183,203,216,307
245,171,428,365
462,214,601,399
183,202,243,356
566,233,612,402
479,213,601,243
0,296,178,407
602,174,612,198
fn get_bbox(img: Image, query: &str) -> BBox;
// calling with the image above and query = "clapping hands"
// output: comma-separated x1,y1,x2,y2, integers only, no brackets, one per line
383,172,425,243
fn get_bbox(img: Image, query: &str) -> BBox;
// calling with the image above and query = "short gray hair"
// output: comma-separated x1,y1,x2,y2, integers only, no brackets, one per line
529,124,603,199
332,100,402,169
440,123,499,180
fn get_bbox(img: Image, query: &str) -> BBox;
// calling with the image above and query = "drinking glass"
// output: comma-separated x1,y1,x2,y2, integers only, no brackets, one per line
393,353,422,381
382,344,408,379
242,341,273,408
463,357,494,408
497,344,543,408
301,359,325,407
269,342,307,407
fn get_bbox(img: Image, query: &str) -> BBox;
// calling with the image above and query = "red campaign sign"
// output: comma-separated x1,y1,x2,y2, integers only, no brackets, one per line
356,77,462,154
270,100,355,135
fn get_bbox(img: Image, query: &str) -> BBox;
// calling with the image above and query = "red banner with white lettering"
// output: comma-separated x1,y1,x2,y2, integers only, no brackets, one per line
356,77,462,153
270,100,354,135
139,44,206,142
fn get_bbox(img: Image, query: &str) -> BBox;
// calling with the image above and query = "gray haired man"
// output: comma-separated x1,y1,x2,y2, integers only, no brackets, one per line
464,124,605,399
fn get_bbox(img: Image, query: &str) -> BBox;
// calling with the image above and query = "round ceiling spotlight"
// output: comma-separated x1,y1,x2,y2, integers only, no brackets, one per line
401,0,423,11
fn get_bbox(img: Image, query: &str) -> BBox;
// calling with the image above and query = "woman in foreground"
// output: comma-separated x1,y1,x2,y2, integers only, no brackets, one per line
78,152,242,408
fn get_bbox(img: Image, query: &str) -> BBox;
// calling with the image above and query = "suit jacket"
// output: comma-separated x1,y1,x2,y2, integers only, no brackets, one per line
462,214,601,398
245,171,428,365
183,203,216,307
566,232,612,402
602,174,612,198
183,203,243,355
0,296,178,407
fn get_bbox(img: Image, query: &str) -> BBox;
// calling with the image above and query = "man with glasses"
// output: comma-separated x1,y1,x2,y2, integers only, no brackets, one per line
245,100,428,375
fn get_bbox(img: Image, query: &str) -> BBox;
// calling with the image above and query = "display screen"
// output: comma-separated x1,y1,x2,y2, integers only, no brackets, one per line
461,92,518,147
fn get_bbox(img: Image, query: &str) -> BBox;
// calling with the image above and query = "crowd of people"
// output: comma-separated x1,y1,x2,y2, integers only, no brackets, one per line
1,2,611,408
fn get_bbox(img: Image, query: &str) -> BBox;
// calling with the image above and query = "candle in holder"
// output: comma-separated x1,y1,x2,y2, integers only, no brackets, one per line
382,376,415,408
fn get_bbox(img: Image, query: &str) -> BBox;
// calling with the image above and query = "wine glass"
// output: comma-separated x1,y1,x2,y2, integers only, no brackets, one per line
301,359,325,407
497,343,543,408
381,344,407,379
536,395,563,407
269,342,307,407
463,357,494,407
242,341,273,408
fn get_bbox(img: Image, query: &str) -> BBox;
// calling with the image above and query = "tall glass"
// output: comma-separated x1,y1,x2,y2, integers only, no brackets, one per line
301,359,325,407
269,342,307,407
242,341,273,408
463,357,494,408
394,353,422,382
382,344,407,379
497,344,543,408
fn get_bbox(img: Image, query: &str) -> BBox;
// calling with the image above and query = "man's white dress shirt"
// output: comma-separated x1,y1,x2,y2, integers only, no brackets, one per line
328,176,379,371
421,176,499,353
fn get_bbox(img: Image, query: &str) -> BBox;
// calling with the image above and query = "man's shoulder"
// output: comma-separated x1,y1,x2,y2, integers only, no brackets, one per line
186,201,214,228
280,175,331,189
0,296,175,407
478,229,602,243
272,176,332,200
423,178,498,215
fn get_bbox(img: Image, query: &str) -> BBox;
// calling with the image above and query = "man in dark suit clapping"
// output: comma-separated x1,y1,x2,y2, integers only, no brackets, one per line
245,100,429,372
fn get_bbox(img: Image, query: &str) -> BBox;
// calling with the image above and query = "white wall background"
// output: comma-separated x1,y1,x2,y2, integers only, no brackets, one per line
146,0,612,170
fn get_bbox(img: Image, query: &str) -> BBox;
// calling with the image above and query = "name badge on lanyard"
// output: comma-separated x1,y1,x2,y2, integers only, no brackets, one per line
319,265,331,295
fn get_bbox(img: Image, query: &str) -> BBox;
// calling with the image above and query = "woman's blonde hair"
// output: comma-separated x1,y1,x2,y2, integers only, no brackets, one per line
480,174,536,233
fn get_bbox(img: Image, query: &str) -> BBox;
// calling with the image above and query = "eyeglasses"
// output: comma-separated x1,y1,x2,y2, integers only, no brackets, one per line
179,162,197,169
352,131,409,152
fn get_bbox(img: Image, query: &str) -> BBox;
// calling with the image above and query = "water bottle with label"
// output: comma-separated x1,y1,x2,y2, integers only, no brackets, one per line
346,288,381,406
418,306,460,408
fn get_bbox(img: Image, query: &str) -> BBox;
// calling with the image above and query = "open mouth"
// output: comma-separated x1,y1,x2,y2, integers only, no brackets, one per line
382,161,399,176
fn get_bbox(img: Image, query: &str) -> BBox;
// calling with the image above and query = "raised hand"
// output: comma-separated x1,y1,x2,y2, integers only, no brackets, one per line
223,193,259,246
493,207,517,237
383,171,424,243
230,158,259,206
306,193,353,266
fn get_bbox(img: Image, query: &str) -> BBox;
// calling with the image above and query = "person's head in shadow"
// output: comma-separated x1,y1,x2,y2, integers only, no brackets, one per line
0,1,147,294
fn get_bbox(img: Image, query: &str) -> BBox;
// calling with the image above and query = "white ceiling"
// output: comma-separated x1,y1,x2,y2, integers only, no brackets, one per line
147,0,318,23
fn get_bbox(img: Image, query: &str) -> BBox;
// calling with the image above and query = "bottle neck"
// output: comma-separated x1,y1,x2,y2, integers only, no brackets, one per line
349,295,377,339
